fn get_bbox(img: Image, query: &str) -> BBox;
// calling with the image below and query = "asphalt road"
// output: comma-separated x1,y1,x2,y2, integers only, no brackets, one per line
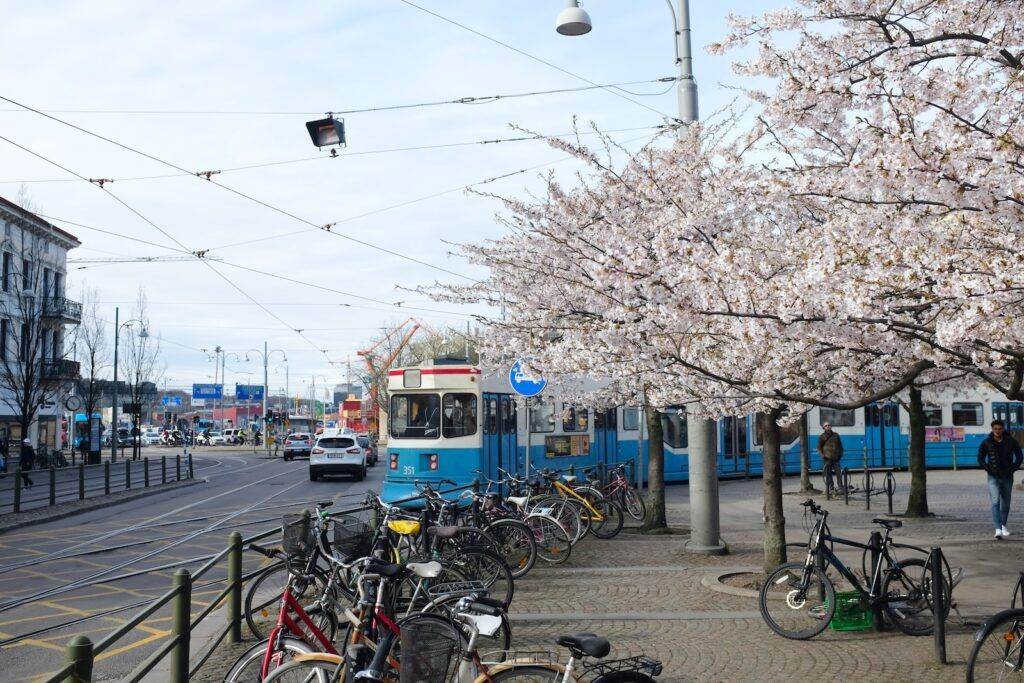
0,448,386,682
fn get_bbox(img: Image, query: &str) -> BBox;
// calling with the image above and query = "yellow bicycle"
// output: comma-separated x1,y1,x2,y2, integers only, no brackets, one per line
531,470,623,540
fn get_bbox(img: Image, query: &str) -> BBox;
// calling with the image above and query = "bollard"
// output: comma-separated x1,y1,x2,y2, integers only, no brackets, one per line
886,472,895,515
869,531,885,630
931,548,947,664
865,470,872,511
71,450,76,467
125,459,131,490
843,468,850,505
169,569,192,683
13,469,21,513
78,463,85,500
176,454,181,481
188,452,194,479
227,532,243,643
144,458,149,488
62,634,94,683
161,455,167,484
49,466,56,506
104,462,110,495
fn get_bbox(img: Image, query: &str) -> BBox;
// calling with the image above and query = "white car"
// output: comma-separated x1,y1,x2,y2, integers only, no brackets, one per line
206,431,227,446
141,429,162,446
309,434,366,482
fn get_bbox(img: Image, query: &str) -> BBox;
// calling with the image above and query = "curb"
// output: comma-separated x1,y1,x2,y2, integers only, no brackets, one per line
0,478,204,534
700,567,764,598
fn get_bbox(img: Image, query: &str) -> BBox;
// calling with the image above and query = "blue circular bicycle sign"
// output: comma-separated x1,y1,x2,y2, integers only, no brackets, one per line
509,359,547,397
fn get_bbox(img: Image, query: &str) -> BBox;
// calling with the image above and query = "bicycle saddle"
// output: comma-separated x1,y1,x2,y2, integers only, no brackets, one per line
562,475,578,483
872,518,902,529
365,559,406,578
426,525,461,539
407,561,442,578
556,633,610,659
507,496,529,508
387,520,421,536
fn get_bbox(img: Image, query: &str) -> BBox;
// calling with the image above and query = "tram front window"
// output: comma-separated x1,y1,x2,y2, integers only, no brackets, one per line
390,394,440,439
442,393,478,438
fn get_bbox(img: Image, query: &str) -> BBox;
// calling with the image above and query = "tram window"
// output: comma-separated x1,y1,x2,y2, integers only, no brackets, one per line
923,406,943,426
529,400,555,433
442,393,478,438
502,399,516,434
952,402,983,426
390,394,440,439
660,408,687,448
622,408,639,431
484,398,498,435
819,408,855,428
562,405,589,432
753,411,799,445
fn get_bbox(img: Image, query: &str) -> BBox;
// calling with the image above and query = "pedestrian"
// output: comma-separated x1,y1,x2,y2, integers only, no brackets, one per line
818,422,844,495
978,418,1023,539
19,438,35,489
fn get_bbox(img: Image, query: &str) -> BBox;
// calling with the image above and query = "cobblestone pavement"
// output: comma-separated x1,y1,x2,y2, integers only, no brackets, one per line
197,469,1018,682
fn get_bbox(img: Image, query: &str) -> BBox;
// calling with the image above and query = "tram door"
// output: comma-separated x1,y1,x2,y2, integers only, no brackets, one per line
864,402,900,467
483,393,517,484
593,409,618,466
720,416,748,475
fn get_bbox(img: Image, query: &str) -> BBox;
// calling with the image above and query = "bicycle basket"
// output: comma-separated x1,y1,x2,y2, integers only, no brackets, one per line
332,514,373,561
399,619,460,683
281,514,313,557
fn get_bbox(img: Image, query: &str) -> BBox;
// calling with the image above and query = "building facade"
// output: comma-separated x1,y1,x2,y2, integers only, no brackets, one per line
0,196,81,450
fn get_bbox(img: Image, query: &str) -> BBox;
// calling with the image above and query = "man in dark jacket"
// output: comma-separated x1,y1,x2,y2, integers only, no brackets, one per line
818,422,844,495
19,438,35,489
978,419,1023,539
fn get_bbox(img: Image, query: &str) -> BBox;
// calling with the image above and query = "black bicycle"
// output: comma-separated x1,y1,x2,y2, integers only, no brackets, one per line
966,572,1024,681
758,499,949,640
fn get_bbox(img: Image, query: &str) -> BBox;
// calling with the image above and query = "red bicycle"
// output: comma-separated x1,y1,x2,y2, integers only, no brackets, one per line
587,464,646,521
224,543,338,682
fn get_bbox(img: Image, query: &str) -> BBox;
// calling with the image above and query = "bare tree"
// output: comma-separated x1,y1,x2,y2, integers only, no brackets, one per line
119,290,162,459
73,286,109,450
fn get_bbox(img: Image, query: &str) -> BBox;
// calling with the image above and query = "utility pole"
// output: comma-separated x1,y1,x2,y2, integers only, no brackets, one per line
262,341,268,454
111,307,119,462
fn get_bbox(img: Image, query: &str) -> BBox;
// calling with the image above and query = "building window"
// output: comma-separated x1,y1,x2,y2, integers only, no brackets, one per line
1,252,9,292
819,408,856,427
441,393,477,438
952,402,983,426
19,322,28,361
661,408,687,448
562,405,588,432
43,268,51,298
53,272,62,298
22,258,31,291
529,400,555,433
622,407,639,431
0,319,7,359
923,405,943,426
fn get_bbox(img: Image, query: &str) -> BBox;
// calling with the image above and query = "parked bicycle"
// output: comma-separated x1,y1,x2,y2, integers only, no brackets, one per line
967,571,1024,681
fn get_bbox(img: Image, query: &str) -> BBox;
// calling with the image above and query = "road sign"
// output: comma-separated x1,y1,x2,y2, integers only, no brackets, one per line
192,383,223,400
65,395,83,411
509,359,547,397
191,397,206,407
235,384,265,402
162,395,182,406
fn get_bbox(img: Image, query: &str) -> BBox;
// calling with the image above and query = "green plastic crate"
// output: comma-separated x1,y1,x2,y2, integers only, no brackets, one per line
828,591,873,632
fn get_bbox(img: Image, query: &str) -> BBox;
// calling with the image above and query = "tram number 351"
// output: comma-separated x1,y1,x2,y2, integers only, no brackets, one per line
403,466,415,476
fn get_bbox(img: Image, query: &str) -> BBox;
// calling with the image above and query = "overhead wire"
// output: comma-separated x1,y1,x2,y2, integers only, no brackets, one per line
396,0,677,121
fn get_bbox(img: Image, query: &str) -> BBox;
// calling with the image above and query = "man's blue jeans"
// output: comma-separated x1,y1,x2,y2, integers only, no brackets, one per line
988,474,1013,528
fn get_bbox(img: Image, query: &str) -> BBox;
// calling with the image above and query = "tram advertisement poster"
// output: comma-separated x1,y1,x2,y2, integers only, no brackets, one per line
925,427,965,442
544,434,591,457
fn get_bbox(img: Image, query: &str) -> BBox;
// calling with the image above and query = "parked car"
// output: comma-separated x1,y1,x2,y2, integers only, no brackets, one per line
309,433,366,481
356,435,377,466
283,432,312,461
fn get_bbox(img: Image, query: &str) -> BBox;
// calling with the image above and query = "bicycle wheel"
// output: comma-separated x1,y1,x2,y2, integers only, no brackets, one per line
622,486,646,521
486,664,563,681
588,498,624,540
223,636,316,683
485,518,537,578
882,558,950,636
262,658,340,683
532,496,586,543
967,608,1024,682
524,513,572,565
244,562,329,640
442,547,515,607
759,561,835,640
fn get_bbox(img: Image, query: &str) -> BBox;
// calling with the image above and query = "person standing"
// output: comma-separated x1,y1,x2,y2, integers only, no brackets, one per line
19,438,35,489
978,419,1023,539
818,422,844,495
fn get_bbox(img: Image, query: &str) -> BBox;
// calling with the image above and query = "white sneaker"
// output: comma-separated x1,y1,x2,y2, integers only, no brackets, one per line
1003,526,1012,537
996,528,1005,539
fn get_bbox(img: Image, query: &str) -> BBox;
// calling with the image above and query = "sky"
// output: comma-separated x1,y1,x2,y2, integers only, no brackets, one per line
0,0,778,401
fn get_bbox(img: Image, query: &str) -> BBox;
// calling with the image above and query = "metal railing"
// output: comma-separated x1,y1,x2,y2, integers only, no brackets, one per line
3,453,193,514
42,296,83,323
43,359,81,379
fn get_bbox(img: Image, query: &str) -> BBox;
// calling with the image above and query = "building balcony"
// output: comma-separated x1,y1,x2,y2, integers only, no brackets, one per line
42,296,82,324
43,359,80,380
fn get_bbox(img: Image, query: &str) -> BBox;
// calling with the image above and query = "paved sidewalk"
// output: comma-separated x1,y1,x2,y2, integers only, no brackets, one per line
197,470,1012,681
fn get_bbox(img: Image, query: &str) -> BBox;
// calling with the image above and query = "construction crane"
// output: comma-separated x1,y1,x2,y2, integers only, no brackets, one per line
357,318,425,438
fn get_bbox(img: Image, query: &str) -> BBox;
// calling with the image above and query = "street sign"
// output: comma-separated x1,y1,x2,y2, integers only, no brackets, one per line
509,359,547,398
65,395,82,411
162,395,182,406
235,384,265,402
191,397,206,407
192,383,223,400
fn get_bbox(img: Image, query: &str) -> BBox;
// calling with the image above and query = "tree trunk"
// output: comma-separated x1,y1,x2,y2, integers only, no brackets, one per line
905,386,929,517
640,407,668,531
761,409,787,573
798,412,817,493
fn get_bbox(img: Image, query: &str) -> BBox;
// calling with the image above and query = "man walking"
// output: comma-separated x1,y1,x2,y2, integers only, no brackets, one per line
818,422,844,495
978,419,1023,539
19,438,35,489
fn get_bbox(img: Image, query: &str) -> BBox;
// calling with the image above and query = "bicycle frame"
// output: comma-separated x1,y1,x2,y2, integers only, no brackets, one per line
804,516,902,604
260,584,338,678
550,479,605,521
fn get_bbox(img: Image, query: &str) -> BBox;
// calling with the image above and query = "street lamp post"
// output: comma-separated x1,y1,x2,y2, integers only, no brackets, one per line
247,342,286,455
556,0,723,555
110,307,148,462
